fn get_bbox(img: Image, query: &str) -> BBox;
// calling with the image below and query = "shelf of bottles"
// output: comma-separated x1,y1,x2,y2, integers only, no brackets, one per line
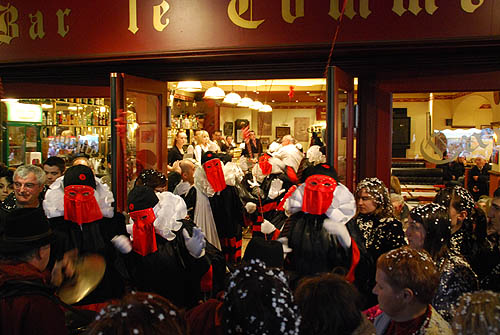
167,114,201,147
40,98,110,128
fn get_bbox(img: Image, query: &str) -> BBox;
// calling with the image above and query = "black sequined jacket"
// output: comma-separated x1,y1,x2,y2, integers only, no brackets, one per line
432,251,479,322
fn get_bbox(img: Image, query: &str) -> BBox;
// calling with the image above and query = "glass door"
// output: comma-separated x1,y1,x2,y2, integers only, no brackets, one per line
110,74,168,212
328,67,355,191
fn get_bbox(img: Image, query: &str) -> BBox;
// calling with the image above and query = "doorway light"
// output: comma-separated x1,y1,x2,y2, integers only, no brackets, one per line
177,81,202,92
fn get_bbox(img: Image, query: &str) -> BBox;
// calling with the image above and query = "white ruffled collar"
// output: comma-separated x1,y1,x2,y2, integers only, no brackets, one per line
285,182,356,225
193,161,244,197
126,191,187,241
43,175,115,219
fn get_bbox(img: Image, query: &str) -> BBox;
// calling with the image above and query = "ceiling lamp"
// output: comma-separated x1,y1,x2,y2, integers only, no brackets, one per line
237,95,253,107
204,82,225,99
176,81,202,92
250,100,263,110
260,104,272,112
223,92,242,105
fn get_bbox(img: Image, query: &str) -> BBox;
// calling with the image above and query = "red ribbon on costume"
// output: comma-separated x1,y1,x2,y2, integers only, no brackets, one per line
277,185,298,211
345,239,360,283
130,208,158,256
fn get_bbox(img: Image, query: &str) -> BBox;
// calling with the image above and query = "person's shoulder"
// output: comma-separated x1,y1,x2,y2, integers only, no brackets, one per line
426,306,453,334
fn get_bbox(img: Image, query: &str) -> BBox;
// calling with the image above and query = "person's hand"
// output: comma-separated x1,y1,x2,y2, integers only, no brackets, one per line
183,227,206,258
111,235,132,254
268,179,285,200
261,219,276,235
323,218,352,249
245,202,257,214
473,176,478,181
247,177,260,188
51,249,78,287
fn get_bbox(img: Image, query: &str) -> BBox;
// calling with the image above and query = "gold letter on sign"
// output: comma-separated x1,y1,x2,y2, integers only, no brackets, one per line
461,0,484,13
282,0,304,24
153,1,170,31
0,4,19,45
228,0,265,29
393,0,438,16
29,11,45,40
128,0,138,34
329,0,371,20
56,9,71,38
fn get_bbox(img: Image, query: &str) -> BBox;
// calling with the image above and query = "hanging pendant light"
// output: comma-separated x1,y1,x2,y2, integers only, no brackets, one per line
237,95,253,107
250,100,263,110
176,81,202,92
204,82,226,99
260,104,272,112
223,92,242,104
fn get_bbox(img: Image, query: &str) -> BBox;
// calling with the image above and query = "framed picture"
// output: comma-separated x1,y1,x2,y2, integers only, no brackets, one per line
257,112,272,136
223,121,234,136
260,137,270,149
141,130,155,143
294,117,310,142
276,126,290,139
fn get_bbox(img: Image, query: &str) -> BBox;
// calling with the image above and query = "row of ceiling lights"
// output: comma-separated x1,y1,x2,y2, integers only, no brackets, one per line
177,81,273,112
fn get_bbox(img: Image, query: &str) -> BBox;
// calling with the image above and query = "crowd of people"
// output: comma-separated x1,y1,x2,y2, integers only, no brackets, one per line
0,130,499,335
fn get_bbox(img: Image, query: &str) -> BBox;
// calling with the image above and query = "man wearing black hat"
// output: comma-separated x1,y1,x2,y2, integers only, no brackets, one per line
199,151,245,264
43,165,129,305
0,207,74,335
125,185,212,308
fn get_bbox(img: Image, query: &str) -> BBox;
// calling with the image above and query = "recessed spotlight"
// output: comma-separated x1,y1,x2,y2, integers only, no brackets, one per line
256,92,260,94
295,100,299,102
306,91,310,94
272,99,275,103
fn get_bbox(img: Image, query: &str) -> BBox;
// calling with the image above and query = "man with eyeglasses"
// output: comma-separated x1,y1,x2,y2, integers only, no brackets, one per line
0,165,46,233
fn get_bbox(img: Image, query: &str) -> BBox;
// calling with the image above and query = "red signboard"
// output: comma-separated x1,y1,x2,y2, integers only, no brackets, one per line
0,0,499,63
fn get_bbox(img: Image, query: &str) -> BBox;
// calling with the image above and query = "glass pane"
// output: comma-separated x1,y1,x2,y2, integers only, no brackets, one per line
25,126,38,152
8,126,25,166
337,89,347,184
126,91,159,192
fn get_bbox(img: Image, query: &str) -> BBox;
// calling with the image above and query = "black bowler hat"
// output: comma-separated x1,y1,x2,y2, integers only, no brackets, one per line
127,186,159,212
64,165,96,189
0,208,54,254
243,237,284,268
201,151,219,165
301,163,339,183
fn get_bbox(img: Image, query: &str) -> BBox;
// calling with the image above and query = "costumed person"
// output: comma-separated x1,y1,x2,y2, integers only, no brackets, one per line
280,163,358,288
196,151,245,264
369,246,453,334
125,185,212,308
245,152,290,239
173,160,221,250
43,165,129,306
272,135,304,178
346,177,406,308
405,203,479,321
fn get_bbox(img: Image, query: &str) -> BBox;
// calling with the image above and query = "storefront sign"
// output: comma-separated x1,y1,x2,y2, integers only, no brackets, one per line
0,1,497,63
5,101,42,122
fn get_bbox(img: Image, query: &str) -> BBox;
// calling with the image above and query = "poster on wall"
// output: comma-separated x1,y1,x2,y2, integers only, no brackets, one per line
257,112,272,136
294,117,310,142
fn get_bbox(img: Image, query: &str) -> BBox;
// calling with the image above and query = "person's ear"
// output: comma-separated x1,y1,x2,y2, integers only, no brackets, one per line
458,210,468,222
401,288,415,303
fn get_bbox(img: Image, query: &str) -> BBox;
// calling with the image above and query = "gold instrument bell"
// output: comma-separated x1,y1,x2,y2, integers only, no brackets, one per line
57,254,106,304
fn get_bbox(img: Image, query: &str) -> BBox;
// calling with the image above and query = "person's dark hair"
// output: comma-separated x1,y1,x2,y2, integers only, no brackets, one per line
43,156,66,174
0,165,14,184
222,259,300,335
294,273,363,335
173,131,186,148
135,169,167,190
85,292,188,335
434,185,487,242
409,203,451,260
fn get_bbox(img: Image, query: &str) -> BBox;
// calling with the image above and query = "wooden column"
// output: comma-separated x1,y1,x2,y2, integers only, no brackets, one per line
357,79,392,188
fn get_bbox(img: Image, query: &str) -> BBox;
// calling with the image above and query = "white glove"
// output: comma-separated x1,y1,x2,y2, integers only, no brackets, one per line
247,176,260,189
245,202,257,214
277,237,292,255
182,227,206,258
111,235,132,254
268,179,285,200
261,219,276,235
323,218,352,249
